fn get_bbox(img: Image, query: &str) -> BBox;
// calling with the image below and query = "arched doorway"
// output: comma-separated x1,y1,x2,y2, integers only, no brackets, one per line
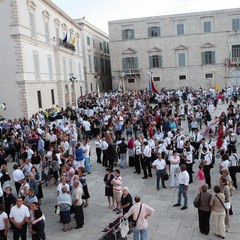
230,69,240,87
65,85,70,107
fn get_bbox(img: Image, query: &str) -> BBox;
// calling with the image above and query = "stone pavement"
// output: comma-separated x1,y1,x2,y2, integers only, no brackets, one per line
9,102,240,240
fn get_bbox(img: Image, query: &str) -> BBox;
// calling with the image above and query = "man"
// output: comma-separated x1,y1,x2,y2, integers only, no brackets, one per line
123,195,155,240
184,146,193,183
23,189,38,209
22,159,32,177
133,136,142,174
71,180,84,229
12,164,25,195
101,137,109,167
173,164,189,210
118,138,128,169
95,135,102,164
111,169,122,214
152,153,167,190
9,197,30,240
142,140,152,179
201,147,212,189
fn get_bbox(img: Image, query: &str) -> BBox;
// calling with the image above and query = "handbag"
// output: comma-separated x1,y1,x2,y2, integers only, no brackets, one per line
119,218,129,238
193,192,201,208
164,173,169,181
132,204,142,228
224,201,231,209
215,194,227,214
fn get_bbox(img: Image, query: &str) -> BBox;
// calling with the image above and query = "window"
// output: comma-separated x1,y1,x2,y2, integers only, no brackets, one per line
93,39,96,48
149,55,162,68
51,89,55,105
99,42,103,51
153,77,160,81
94,56,98,72
103,41,107,53
90,83,93,91
205,73,213,78
178,53,186,67
122,29,134,40
78,63,82,80
44,21,50,43
148,27,160,37
179,75,186,80
80,86,83,96
232,45,240,58
29,12,36,37
37,91,42,108
122,57,138,70
88,55,92,72
87,36,90,45
69,60,73,74
232,18,240,31
177,24,184,35
55,27,59,44
202,51,215,65
128,79,135,83
63,58,67,80
203,21,211,33
101,58,105,73
107,43,109,54
47,55,53,80
33,52,40,80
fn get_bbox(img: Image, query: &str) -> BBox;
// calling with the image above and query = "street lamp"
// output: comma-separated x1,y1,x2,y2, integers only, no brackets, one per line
120,71,126,93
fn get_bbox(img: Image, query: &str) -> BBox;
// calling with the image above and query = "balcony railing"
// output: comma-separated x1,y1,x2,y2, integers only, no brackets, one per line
226,57,240,66
59,38,75,51
122,69,140,75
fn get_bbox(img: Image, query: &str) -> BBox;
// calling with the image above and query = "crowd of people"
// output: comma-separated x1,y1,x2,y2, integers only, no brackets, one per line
0,85,239,239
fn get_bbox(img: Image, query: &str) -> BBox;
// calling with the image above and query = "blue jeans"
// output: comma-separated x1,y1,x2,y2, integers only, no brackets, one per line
84,157,91,172
178,184,188,207
133,228,147,240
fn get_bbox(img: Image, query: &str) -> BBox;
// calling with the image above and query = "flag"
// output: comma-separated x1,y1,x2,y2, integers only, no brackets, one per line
151,77,157,93
63,33,68,43
71,36,76,45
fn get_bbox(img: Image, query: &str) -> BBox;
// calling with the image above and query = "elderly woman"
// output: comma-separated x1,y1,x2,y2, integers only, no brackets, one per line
209,185,226,239
193,184,212,235
120,187,133,233
219,177,231,232
57,186,72,232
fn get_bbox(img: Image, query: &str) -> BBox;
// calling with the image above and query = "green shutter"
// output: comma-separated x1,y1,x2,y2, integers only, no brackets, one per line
201,52,205,65
149,56,153,68
158,55,162,67
212,51,215,64
133,57,138,69
122,58,127,70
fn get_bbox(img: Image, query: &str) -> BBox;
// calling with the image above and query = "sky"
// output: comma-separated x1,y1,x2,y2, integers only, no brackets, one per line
52,0,240,33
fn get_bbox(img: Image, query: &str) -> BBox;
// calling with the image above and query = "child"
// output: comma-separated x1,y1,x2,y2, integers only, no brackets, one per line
194,164,205,188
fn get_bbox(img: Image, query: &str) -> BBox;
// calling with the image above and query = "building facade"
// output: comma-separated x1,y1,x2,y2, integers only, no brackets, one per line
109,8,240,91
75,18,112,93
0,0,85,119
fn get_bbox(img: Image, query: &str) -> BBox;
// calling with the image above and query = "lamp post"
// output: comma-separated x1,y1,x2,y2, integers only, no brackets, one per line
69,73,77,106
120,71,126,93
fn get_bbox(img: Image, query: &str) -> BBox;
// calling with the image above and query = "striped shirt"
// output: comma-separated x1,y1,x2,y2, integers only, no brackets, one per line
112,176,122,192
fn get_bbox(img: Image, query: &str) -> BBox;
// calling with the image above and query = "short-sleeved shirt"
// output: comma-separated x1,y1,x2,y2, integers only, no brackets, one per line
9,204,30,223
152,159,166,170
0,212,8,230
72,187,83,206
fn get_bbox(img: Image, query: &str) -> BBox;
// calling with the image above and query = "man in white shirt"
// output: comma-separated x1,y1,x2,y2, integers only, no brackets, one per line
9,197,30,240
173,164,189,210
95,135,102,164
133,136,142,174
82,119,91,140
142,141,152,179
152,153,167,190
201,147,212,189
12,164,25,195
101,138,109,167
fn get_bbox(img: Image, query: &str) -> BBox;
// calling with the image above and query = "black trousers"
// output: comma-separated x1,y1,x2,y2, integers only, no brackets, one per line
198,209,211,235
186,164,193,183
0,229,7,240
143,157,152,177
102,150,108,167
13,223,27,240
96,148,102,163
203,165,212,188
156,170,165,189
134,154,141,173
15,182,21,196
73,205,84,227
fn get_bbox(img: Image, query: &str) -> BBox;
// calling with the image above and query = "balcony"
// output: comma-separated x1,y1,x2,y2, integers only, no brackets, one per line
122,69,140,76
59,38,75,51
226,57,240,66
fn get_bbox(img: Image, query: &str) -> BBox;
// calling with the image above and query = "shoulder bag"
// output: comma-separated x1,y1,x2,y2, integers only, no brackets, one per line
132,204,142,228
215,194,227,214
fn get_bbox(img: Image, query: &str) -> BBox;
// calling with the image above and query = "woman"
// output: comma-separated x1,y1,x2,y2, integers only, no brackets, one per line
169,150,180,188
75,143,85,169
209,185,226,239
219,177,231,232
31,209,46,239
193,184,212,235
41,157,51,187
0,203,8,240
120,187,133,233
31,167,43,202
77,167,90,207
57,186,72,232
103,168,114,209
51,150,60,185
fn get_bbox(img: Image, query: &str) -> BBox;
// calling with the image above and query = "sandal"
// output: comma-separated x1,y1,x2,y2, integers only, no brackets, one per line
62,229,67,232
68,226,73,231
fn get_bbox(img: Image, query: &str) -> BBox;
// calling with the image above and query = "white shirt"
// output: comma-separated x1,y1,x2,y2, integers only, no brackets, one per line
9,204,30,223
0,212,8,230
134,140,142,155
229,154,239,167
178,170,189,185
57,183,70,195
220,160,230,170
82,120,91,131
101,141,108,150
12,169,25,182
170,155,180,165
26,149,33,160
152,158,166,170
203,152,212,165
143,145,151,158
83,144,90,158
95,139,102,148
